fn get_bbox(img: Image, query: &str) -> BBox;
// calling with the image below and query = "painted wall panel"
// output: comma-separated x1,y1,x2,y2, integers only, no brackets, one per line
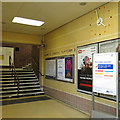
43,2,119,108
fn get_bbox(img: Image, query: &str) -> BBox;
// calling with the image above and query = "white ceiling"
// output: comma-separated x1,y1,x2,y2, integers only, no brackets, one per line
2,2,106,35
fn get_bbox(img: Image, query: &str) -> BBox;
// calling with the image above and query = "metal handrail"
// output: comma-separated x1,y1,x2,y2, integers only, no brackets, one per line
11,63,20,96
31,58,44,91
32,58,44,77
32,58,44,76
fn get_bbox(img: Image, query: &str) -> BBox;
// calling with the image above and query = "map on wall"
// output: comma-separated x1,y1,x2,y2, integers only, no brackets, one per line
77,44,98,92
45,58,56,79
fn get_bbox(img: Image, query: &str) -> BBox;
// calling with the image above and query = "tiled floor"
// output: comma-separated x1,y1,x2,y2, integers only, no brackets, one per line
2,96,89,118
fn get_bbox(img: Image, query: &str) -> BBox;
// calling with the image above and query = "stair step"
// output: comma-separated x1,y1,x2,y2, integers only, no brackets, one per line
1,90,44,96
2,85,40,90
2,85,41,91
1,80,38,84
1,79,38,82
1,92,44,99
1,72,34,75
0,68,33,71
0,74,36,78
1,77,37,80
1,88,41,94
2,83,40,87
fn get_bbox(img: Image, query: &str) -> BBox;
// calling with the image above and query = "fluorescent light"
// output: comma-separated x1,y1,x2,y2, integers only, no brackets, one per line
12,17,44,26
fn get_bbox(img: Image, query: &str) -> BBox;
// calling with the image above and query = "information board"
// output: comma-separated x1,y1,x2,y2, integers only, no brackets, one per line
77,44,98,92
93,52,118,95
99,39,118,53
45,58,56,79
57,56,73,82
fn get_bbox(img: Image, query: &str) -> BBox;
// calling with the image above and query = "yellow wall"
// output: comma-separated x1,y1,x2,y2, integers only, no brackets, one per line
2,31,42,45
43,2,119,107
118,2,120,37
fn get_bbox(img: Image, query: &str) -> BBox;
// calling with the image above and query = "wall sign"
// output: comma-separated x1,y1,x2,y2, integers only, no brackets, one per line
99,39,118,53
0,47,14,66
93,52,118,96
45,58,56,79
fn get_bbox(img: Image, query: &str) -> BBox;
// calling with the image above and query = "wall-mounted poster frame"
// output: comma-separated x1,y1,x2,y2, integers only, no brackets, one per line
45,58,57,79
99,39,119,53
45,54,74,83
98,38,119,100
76,38,120,100
57,55,74,83
77,43,98,94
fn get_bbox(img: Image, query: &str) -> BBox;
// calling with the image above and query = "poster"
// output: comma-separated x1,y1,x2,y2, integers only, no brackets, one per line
93,53,118,96
65,57,72,79
57,56,73,82
77,44,98,92
57,57,65,80
0,47,14,66
99,39,120,80
99,40,118,53
45,59,56,79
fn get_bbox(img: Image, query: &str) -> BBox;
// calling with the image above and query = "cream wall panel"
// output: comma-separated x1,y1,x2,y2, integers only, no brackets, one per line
2,32,42,45
43,2,118,107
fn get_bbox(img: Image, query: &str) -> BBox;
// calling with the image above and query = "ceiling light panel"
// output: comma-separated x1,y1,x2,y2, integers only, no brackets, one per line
12,17,44,26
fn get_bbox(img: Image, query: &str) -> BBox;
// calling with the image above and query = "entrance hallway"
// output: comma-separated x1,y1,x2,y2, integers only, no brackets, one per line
2,95,89,118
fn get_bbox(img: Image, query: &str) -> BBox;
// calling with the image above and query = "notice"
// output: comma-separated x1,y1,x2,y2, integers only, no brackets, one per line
57,58,65,80
45,59,56,79
93,53,118,95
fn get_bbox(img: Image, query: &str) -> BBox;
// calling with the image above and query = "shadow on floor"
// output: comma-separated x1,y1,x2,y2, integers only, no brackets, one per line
2,96,51,106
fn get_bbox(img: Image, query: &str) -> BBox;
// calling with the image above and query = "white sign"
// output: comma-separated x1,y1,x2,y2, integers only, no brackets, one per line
0,47,14,66
45,59,56,78
57,58,65,80
93,52,118,95
99,40,118,53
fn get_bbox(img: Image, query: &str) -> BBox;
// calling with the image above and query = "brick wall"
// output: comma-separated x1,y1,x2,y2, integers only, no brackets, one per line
2,43,40,70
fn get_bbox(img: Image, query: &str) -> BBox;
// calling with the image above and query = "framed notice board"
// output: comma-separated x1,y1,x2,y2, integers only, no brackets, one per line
45,58,57,79
77,43,98,93
57,56,74,83
45,55,74,83
99,39,118,53
98,39,119,100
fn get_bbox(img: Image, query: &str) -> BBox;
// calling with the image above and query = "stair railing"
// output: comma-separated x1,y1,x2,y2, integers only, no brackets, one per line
11,60,20,96
31,58,44,91
32,58,44,76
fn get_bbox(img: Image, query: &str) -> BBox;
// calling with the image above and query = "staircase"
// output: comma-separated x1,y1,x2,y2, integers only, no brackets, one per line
0,67,44,99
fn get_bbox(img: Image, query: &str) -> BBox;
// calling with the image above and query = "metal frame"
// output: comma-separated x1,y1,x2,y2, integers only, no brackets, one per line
45,54,74,83
92,52,119,119
76,43,99,94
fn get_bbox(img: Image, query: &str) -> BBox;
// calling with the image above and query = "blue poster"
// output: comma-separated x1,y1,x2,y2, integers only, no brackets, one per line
65,57,72,79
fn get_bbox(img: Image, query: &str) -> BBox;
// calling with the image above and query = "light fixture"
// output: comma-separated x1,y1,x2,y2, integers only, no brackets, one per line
12,17,44,26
